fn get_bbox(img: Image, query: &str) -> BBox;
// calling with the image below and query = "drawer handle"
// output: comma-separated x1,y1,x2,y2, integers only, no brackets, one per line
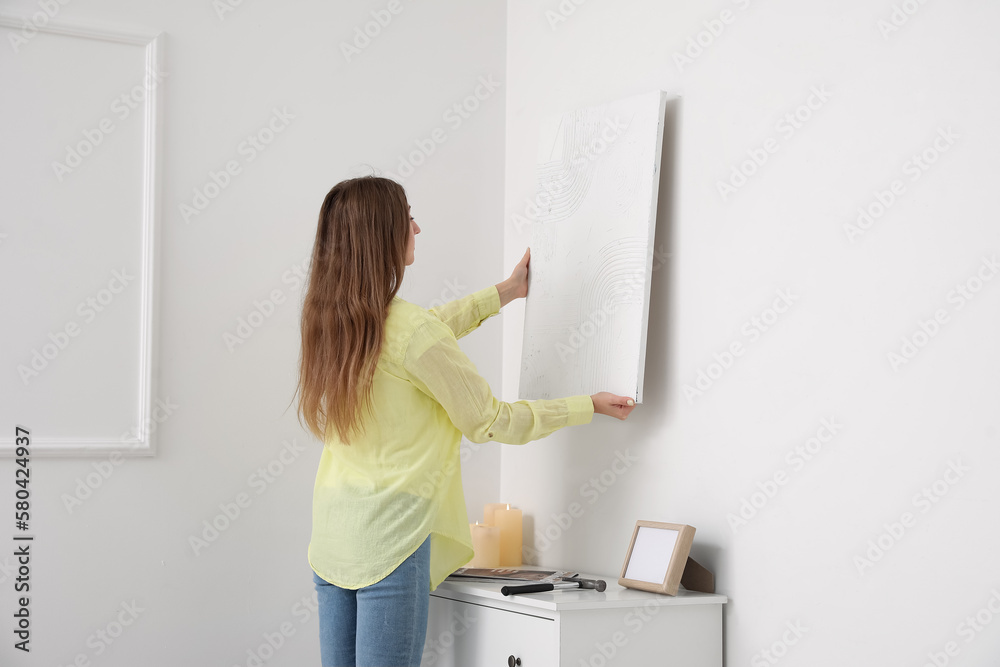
507,656,521,667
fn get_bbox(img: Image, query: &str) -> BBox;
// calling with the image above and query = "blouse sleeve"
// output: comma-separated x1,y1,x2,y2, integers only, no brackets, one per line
427,286,501,340
402,317,594,445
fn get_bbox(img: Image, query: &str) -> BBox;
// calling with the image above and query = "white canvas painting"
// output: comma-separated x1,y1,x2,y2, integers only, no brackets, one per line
519,90,668,402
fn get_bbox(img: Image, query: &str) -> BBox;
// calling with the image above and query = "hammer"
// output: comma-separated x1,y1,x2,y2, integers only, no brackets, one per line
501,576,607,596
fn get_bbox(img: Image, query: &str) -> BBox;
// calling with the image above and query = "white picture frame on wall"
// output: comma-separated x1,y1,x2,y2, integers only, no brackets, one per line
0,15,164,457
518,89,669,403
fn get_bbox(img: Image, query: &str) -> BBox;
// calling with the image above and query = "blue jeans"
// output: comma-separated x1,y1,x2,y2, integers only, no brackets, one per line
313,536,430,667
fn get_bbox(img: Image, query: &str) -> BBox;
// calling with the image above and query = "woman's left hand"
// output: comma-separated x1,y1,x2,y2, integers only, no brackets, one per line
507,248,530,299
497,248,530,307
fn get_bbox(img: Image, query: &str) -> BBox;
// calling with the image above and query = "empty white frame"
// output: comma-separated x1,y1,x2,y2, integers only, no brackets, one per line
0,16,163,456
519,90,667,402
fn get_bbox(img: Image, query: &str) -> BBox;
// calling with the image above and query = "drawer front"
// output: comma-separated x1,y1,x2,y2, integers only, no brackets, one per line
423,595,558,667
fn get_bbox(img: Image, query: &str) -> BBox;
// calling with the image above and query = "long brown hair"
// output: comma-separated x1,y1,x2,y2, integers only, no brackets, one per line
295,176,410,444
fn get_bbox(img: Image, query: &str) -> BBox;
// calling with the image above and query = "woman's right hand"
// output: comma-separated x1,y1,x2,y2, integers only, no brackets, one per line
590,392,637,420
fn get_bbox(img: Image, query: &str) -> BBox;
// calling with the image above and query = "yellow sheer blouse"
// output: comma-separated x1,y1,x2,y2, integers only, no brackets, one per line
308,285,594,591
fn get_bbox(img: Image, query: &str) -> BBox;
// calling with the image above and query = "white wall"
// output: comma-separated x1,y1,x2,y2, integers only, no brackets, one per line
6,1,1000,664
502,1,1000,664
0,0,504,664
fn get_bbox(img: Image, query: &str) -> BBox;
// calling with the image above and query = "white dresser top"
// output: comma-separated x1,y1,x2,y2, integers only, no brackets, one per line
434,565,728,613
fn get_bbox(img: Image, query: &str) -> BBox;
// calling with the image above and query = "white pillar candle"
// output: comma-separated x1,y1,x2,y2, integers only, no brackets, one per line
469,522,500,568
484,503,508,526
494,505,523,567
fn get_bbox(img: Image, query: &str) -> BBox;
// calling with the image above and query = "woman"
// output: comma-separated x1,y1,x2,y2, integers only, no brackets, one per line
295,175,636,666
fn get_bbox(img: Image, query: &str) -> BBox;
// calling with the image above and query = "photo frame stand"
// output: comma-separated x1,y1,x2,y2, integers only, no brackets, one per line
680,556,715,594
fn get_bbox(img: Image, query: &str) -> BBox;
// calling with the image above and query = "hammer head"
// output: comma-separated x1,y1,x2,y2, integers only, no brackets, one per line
564,576,607,592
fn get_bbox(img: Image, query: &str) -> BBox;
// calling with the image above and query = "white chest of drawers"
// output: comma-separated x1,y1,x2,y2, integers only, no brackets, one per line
422,570,727,666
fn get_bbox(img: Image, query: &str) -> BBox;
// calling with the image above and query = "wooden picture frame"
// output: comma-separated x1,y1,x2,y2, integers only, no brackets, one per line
619,520,695,596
